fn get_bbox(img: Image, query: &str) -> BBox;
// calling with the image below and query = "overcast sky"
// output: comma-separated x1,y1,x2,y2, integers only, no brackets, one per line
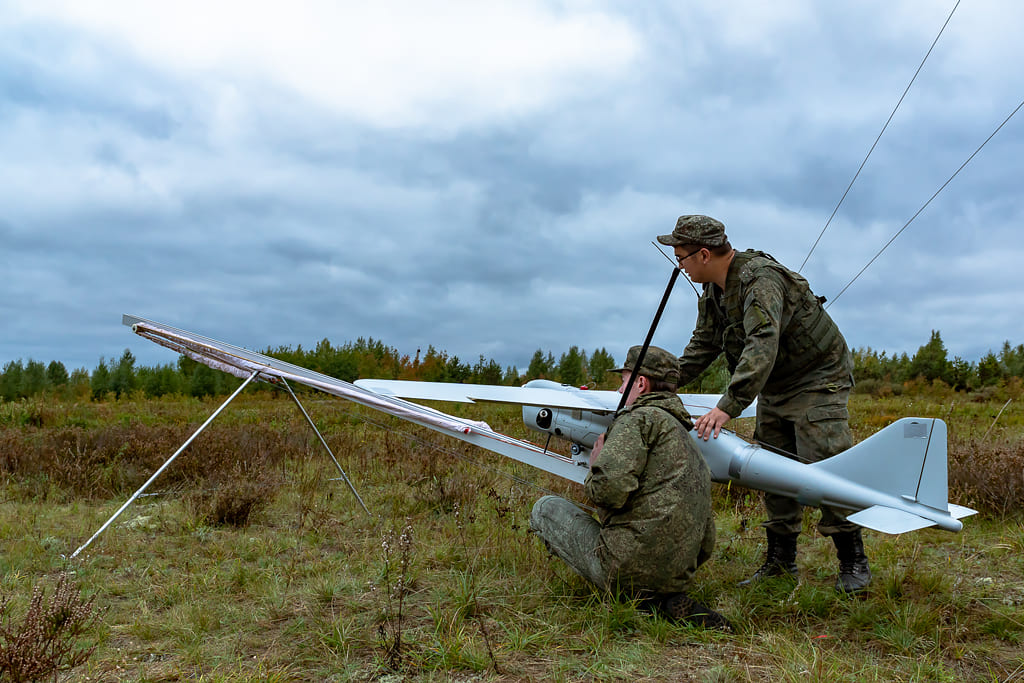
2,0,1022,375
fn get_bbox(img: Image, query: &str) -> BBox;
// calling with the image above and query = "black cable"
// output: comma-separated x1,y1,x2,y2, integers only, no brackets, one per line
828,96,1024,308
800,0,962,273
652,241,701,298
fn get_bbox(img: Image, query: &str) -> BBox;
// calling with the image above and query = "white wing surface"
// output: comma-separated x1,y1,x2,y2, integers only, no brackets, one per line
353,379,616,411
353,378,756,419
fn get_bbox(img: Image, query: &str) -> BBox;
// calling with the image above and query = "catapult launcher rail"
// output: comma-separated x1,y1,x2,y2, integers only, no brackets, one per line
70,315,586,559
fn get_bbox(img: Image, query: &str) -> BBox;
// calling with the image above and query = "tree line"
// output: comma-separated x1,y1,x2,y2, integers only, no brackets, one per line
1,330,1022,403
0,338,618,402
852,331,1024,395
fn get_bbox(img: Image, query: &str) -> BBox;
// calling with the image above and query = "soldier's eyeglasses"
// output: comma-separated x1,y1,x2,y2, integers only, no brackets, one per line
675,248,703,265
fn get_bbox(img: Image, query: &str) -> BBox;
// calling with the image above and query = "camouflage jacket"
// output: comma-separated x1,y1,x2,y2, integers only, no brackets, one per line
678,250,854,417
585,392,713,593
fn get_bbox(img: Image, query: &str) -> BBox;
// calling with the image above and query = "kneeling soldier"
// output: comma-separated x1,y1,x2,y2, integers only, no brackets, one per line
530,345,730,630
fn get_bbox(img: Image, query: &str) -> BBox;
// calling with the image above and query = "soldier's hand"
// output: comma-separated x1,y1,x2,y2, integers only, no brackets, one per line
695,407,730,440
589,433,606,466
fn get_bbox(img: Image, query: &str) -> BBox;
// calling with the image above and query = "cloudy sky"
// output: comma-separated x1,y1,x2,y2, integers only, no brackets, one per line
2,0,1022,375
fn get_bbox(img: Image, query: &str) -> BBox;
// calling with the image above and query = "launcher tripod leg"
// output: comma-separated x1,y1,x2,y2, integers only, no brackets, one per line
70,370,261,559
280,378,371,516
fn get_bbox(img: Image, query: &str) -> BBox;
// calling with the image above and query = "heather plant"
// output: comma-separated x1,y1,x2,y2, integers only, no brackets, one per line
0,572,101,682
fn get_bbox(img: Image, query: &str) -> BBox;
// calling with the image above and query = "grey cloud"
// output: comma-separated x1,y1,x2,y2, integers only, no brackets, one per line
1,29,178,140
1,2,1022,375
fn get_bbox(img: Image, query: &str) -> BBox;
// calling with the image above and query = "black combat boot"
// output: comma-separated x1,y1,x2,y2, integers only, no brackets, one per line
831,529,871,594
738,530,799,586
659,593,733,632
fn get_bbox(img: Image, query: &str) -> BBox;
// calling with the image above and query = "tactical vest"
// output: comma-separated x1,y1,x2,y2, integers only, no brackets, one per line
714,250,845,380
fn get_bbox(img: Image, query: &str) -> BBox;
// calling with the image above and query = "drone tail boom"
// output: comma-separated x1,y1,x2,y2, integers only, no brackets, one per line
699,417,975,534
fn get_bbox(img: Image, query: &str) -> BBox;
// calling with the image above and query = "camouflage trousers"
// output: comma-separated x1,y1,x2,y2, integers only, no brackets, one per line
755,388,857,537
529,495,714,595
529,495,609,590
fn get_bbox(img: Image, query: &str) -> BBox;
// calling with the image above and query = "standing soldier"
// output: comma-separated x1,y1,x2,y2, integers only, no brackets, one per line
530,345,730,629
658,214,871,594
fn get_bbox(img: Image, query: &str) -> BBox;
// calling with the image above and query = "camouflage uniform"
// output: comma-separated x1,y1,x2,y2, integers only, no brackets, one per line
659,215,858,537
530,349,715,596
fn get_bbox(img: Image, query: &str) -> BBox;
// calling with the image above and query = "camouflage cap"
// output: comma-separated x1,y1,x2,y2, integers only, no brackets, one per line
656,214,728,248
612,345,680,385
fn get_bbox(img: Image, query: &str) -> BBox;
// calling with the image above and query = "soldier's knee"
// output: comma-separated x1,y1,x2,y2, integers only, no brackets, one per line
530,495,563,532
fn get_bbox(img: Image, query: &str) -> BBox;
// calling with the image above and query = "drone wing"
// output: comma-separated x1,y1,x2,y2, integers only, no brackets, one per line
353,379,616,411
354,378,756,419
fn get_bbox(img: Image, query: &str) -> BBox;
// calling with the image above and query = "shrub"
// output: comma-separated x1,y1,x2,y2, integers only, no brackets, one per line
188,462,281,528
0,573,102,682
949,434,1024,514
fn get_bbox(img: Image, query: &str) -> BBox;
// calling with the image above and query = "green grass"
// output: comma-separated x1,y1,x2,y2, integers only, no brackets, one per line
0,392,1022,681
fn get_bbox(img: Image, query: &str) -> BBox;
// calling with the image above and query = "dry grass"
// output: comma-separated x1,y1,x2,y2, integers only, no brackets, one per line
0,391,1021,681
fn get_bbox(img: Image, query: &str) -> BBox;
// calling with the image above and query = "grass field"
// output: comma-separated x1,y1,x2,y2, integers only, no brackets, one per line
0,390,1022,681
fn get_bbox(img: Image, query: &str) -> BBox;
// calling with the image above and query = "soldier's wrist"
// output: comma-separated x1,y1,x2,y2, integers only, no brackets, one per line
716,396,745,418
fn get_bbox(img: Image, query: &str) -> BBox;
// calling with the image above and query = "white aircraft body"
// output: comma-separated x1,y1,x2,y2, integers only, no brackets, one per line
122,315,976,536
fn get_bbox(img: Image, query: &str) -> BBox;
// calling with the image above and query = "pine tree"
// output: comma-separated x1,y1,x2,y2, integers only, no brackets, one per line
90,358,111,400
949,356,972,391
21,360,47,396
0,360,25,401
999,341,1024,378
445,355,470,383
472,355,503,385
502,365,521,385
526,349,550,380
189,363,217,398
46,360,69,387
977,352,1002,386
587,347,617,387
111,349,137,398
909,330,951,383
557,346,585,387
